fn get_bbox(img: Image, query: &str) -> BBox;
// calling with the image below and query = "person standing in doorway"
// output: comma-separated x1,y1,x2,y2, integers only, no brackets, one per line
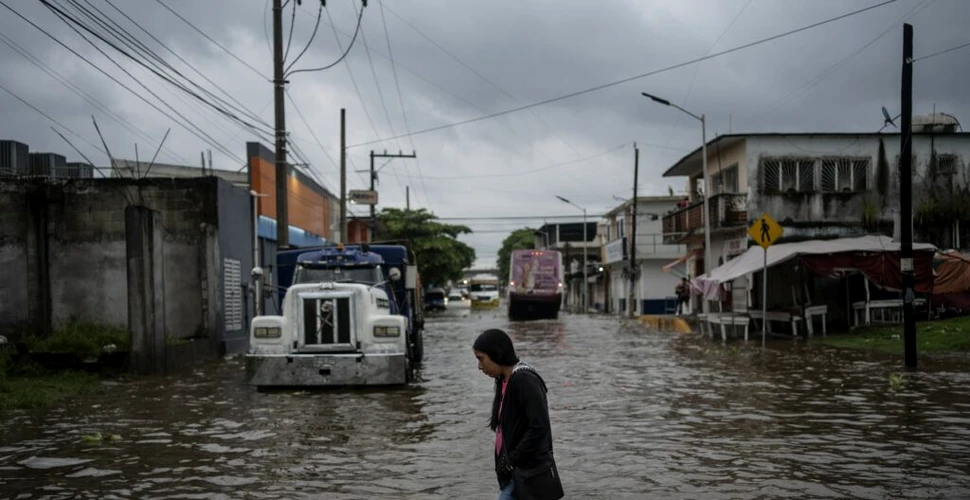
675,277,691,315
473,329,564,500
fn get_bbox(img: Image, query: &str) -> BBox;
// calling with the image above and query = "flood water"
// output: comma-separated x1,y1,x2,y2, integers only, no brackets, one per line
2,306,970,499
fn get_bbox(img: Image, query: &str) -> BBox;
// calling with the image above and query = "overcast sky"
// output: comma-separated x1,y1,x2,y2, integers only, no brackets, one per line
1,0,968,268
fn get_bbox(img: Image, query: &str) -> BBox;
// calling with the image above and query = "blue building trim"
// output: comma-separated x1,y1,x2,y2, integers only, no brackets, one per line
257,215,328,247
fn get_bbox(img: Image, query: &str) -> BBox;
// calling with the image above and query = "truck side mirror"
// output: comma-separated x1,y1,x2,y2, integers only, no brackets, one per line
388,267,402,281
405,265,418,290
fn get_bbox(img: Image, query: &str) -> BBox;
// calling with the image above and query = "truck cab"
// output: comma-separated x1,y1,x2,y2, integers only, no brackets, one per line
245,244,421,387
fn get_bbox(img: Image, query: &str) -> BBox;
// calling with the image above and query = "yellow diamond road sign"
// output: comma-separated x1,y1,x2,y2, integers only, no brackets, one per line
748,212,784,249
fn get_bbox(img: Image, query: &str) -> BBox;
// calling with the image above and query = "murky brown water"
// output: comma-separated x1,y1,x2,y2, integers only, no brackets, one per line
3,307,970,499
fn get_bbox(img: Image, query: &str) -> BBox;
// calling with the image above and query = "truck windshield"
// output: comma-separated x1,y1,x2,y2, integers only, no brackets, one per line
294,265,384,285
470,284,497,292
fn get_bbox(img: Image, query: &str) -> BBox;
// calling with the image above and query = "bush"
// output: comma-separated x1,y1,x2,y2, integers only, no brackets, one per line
23,321,129,359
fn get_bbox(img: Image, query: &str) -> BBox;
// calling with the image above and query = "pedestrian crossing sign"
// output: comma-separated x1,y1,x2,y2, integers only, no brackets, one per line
748,212,783,249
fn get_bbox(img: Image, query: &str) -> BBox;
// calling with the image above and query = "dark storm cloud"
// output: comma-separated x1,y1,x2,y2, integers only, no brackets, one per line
1,0,967,267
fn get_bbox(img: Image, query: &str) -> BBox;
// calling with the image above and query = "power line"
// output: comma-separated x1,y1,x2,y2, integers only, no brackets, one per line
741,0,935,125
0,80,107,157
288,1,365,76
47,0,273,138
913,39,970,62
354,8,409,195
155,0,269,80
284,0,324,72
101,0,273,129
1,0,243,162
436,215,603,221
348,0,897,148
0,31,190,165
658,0,752,150
416,142,628,180
378,0,430,209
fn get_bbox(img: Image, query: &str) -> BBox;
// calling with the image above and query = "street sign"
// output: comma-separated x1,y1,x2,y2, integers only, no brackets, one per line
349,189,378,205
747,212,784,249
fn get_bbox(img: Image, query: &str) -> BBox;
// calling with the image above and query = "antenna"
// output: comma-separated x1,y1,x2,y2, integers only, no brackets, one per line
91,115,119,176
143,128,170,178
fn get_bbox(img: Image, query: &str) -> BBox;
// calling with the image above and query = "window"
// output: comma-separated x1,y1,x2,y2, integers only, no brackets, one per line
762,158,815,193
616,217,625,240
821,158,869,192
712,165,739,195
936,154,959,176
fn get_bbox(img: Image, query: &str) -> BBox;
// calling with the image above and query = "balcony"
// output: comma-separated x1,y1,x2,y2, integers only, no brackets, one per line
661,193,748,244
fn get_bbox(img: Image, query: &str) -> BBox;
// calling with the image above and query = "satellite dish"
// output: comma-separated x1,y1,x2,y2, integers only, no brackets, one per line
882,107,897,128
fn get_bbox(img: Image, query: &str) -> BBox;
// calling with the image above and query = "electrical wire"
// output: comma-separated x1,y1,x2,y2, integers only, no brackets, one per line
0,81,107,157
285,0,324,72
0,0,243,163
155,0,269,80
913,40,970,62
348,0,897,148
287,2,365,76
47,0,273,138
101,0,273,129
0,31,190,165
416,142,629,180
378,0,429,209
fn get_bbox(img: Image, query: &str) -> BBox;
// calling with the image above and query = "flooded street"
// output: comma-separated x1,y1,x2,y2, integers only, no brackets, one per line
3,309,970,499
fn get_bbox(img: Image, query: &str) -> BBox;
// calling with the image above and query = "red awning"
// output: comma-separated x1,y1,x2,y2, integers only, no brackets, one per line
663,249,701,273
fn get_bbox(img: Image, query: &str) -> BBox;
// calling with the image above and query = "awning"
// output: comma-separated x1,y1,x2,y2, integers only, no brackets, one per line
662,249,701,273
692,235,937,300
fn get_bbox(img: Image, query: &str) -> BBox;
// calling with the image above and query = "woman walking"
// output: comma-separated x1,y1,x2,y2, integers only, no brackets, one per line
473,329,564,500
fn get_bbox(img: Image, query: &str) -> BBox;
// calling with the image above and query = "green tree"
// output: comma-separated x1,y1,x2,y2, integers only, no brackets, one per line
377,208,476,287
497,228,536,284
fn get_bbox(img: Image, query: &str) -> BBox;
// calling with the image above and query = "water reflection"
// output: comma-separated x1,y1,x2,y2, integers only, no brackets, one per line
1,313,970,499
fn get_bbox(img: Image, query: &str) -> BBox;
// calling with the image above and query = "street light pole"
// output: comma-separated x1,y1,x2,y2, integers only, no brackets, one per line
641,92,712,315
556,196,588,313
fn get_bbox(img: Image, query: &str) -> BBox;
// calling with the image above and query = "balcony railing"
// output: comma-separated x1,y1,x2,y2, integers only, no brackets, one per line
661,193,748,244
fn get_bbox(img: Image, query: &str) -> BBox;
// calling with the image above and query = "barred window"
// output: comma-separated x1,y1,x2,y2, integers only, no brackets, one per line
763,158,814,193
821,159,869,192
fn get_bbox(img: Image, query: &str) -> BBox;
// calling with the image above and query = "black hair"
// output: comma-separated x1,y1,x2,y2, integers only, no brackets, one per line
473,329,519,431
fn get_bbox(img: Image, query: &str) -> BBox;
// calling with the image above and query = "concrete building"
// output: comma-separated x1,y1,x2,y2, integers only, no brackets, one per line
660,116,970,312
28,152,66,177
600,196,687,315
112,158,248,188
0,140,29,176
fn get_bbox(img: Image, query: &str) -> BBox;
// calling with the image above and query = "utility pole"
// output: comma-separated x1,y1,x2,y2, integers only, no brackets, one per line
369,149,417,240
340,108,347,244
406,186,410,211
900,23,917,368
629,143,639,318
272,0,289,248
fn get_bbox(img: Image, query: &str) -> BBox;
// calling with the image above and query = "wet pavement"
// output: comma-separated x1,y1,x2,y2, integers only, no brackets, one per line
2,305,970,499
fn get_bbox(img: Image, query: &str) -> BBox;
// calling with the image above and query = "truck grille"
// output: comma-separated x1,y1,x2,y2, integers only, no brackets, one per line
302,296,352,346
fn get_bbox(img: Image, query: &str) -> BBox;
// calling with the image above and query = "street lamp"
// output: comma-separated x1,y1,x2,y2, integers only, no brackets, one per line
641,91,711,314
249,190,270,315
556,195,587,313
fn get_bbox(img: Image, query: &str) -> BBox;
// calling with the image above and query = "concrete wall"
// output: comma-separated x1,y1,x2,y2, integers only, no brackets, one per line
0,177,255,356
216,179,256,353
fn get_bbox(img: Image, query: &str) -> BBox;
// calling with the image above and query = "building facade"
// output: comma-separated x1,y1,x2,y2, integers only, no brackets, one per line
661,127,970,291
601,196,687,315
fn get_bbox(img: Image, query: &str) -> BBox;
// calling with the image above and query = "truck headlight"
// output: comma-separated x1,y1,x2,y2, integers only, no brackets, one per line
374,325,401,337
254,326,282,338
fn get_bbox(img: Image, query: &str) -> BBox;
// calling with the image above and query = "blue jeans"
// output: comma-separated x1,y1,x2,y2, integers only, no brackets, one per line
497,481,515,500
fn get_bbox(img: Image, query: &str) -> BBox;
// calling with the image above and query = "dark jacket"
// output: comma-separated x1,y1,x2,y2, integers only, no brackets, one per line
495,363,563,500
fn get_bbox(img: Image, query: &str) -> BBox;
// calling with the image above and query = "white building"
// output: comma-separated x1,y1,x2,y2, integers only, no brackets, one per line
600,196,686,315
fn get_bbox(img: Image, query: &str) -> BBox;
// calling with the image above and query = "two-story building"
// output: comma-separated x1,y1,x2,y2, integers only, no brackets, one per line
600,196,686,315
661,114,970,313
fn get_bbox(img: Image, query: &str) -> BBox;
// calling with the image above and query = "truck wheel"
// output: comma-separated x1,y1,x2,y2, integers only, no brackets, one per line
411,329,424,364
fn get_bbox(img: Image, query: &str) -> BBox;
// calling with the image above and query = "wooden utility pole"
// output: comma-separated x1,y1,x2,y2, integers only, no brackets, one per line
340,108,347,244
900,23,917,368
370,149,416,239
629,143,639,318
272,0,289,248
